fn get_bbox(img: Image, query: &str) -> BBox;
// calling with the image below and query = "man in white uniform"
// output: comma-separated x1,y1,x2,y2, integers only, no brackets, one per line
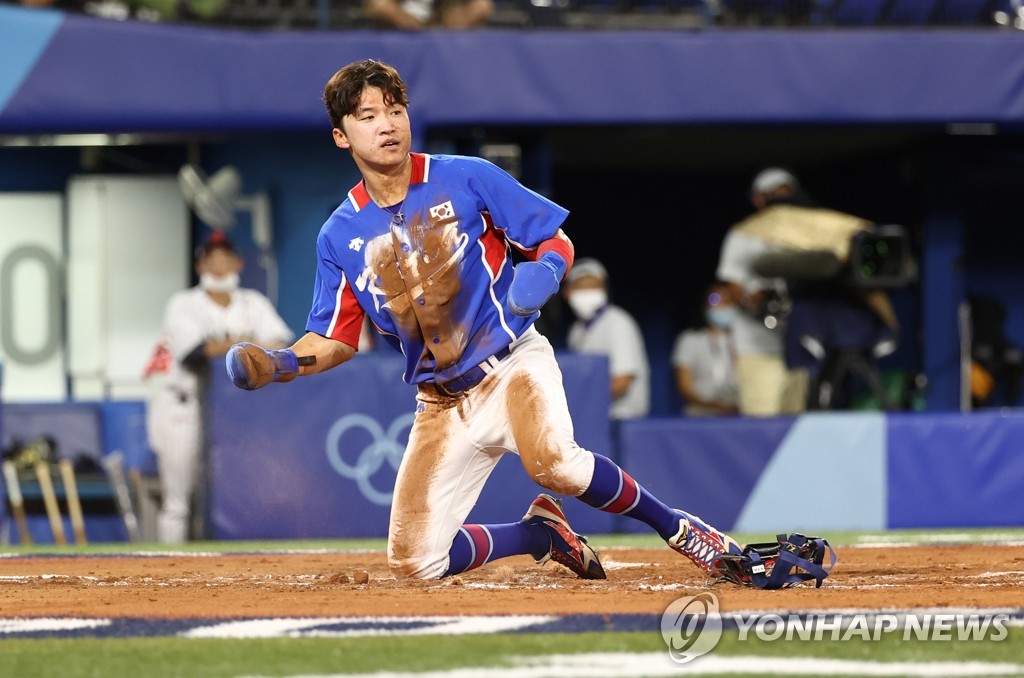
565,258,650,420
146,232,293,543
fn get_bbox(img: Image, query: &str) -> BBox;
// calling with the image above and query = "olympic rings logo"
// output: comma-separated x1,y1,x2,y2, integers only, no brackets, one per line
325,413,414,505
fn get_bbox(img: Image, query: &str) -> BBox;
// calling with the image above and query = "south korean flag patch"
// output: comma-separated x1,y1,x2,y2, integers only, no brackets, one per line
429,201,456,222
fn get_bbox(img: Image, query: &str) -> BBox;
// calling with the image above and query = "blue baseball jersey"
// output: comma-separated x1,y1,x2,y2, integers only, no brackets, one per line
306,153,569,386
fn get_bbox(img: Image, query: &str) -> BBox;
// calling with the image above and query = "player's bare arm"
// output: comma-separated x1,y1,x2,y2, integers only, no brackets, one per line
611,373,636,399
204,338,241,358
290,331,356,376
550,228,573,250
675,366,701,406
224,331,355,391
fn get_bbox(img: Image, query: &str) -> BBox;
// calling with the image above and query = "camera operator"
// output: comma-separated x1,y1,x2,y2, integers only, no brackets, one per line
716,168,811,416
717,168,902,414
774,236,901,411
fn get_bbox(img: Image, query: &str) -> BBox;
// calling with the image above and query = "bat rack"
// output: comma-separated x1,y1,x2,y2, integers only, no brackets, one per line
1,457,126,546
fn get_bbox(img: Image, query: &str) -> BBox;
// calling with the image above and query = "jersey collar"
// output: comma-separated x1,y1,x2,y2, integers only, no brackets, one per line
348,153,430,212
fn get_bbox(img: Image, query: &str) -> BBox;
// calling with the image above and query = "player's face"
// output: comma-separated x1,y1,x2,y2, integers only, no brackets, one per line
196,249,242,278
333,87,411,171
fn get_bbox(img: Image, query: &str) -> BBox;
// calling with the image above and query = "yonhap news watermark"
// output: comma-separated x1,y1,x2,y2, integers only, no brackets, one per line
661,593,1010,663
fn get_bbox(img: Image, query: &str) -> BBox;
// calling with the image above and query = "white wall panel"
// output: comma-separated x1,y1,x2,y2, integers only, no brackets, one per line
0,193,67,402
67,177,189,400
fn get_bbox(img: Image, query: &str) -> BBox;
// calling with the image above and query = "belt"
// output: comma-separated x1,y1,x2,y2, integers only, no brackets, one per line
429,345,512,396
168,388,192,404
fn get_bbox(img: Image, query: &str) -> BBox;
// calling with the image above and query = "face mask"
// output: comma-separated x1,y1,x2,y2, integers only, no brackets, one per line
200,272,240,294
707,307,737,329
568,289,608,320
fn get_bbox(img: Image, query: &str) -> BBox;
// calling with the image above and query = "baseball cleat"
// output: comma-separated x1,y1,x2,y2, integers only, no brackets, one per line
523,493,606,580
668,509,743,574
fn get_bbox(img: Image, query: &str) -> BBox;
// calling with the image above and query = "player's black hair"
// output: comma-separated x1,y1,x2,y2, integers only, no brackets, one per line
323,59,410,130
194,230,236,260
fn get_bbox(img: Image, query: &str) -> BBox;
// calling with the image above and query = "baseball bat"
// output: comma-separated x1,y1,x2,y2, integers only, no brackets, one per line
103,452,141,543
2,460,33,545
34,461,67,545
59,459,88,545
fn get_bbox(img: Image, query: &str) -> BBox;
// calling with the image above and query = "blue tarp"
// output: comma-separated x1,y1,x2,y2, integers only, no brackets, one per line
3,5,1024,132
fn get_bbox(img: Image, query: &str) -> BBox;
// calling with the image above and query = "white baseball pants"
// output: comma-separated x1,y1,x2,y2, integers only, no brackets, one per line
387,327,597,579
146,388,202,544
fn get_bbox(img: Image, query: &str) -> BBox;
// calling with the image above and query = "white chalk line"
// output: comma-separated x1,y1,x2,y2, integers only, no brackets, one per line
238,652,1024,678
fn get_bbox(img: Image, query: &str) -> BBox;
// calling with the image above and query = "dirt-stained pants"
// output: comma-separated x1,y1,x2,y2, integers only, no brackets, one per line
387,327,596,579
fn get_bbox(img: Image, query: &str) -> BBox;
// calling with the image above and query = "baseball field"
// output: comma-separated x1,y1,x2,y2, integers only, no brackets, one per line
2,527,1023,677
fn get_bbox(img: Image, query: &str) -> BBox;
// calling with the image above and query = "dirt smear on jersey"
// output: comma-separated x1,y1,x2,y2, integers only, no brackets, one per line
1,544,1023,619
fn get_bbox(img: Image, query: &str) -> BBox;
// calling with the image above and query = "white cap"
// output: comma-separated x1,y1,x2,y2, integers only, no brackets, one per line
566,258,608,285
751,167,799,196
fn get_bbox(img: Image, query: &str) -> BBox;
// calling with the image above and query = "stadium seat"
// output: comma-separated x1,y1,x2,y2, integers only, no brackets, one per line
935,0,989,23
885,0,938,24
828,0,888,24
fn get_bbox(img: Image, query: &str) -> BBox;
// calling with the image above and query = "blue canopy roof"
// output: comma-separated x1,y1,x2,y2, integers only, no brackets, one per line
3,4,1023,133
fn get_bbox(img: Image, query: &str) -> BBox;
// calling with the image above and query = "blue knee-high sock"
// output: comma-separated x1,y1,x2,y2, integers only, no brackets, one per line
578,453,679,540
443,522,550,577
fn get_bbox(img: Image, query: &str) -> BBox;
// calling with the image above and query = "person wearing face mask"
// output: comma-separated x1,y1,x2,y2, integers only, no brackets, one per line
145,231,293,543
565,258,650,421
671,283,740,417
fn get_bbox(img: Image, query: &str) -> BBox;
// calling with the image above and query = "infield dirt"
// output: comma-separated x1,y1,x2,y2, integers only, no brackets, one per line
2,544,1023,618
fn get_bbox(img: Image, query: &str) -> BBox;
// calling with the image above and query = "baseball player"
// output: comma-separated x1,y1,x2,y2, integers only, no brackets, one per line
226,59,741,580
147,232,293,543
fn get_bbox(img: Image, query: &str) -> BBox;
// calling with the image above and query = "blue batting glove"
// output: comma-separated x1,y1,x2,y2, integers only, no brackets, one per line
225,343,254,389
507,251,568,317
226,342,299,390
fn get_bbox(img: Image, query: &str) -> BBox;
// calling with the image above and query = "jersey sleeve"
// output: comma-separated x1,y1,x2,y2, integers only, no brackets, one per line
305,231,365,349
717,230,768,293
672,331,699,369
607,311,648,379
465,157,568,250
163,292,207,364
